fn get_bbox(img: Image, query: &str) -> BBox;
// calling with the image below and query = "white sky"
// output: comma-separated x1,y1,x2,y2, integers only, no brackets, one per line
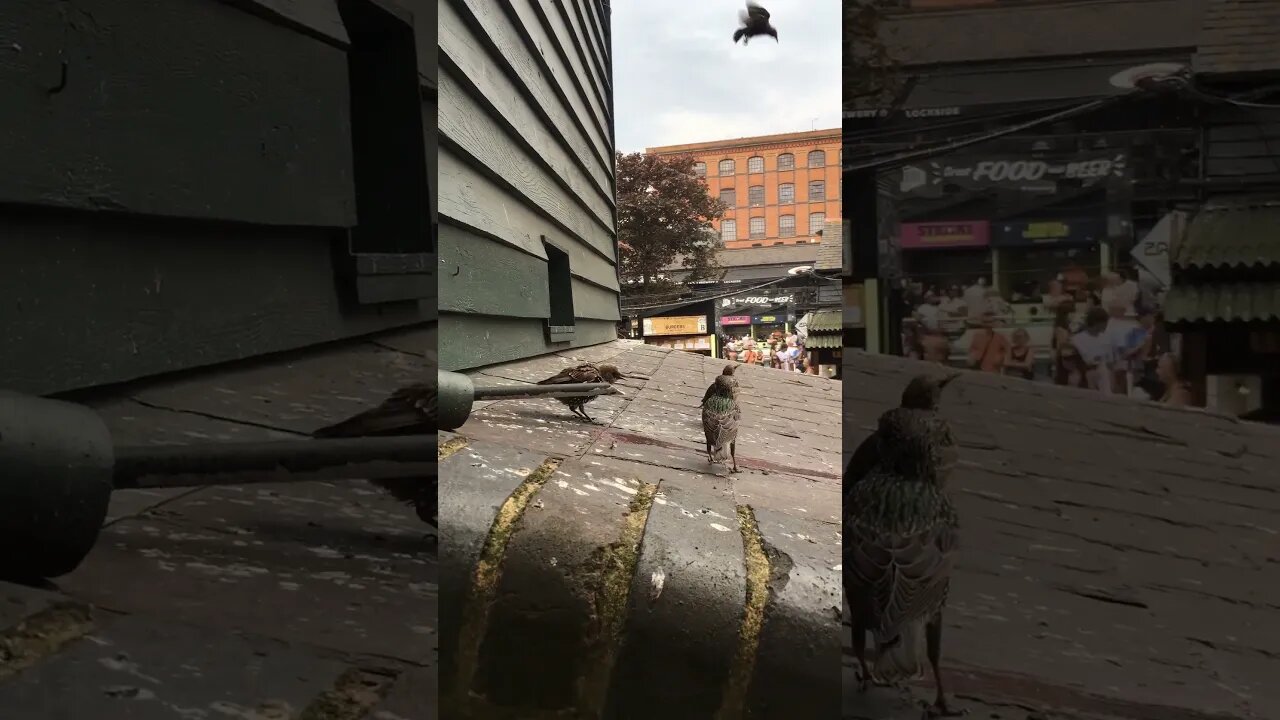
611,0,842,153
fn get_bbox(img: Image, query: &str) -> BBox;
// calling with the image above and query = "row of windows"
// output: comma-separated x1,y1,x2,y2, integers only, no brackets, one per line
719,181,832,208
694,149,831,177
720,212,825,241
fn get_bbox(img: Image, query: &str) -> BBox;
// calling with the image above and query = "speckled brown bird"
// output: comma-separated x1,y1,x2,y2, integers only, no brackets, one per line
843,373,963,717
701,364,737,407
535,362,627,423
702,374,741,472
844,373,959,502
313,381,437,529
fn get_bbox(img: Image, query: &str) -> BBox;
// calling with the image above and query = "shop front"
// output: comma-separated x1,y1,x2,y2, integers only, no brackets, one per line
641,314,715,356
899,221,993,299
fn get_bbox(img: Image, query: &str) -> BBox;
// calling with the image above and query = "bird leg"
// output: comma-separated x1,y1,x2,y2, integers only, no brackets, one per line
925,613,964,717
850,612,871,692
729,441,739,473
705,442,714,465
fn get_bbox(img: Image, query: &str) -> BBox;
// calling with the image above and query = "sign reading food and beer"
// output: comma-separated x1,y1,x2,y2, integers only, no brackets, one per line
900,221,991,249
643,315,708,337
897,152,1129,198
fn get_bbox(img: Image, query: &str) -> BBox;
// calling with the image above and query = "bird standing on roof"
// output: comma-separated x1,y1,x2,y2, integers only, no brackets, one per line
844,373,963,717
312,381,438,531
701,364,737,407
734,1,778,44
702,374,741,473
536,362,628,423
844,373,959,502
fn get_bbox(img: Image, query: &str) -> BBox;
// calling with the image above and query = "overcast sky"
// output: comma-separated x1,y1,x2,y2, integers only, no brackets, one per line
611,0,842,153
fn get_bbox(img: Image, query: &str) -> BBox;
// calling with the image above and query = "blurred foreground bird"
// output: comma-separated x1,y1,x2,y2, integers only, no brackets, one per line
844,373,963,717
702,374,741,473
312,381,437,530
701,364,737,407
536,362,628,423
734,1,778,44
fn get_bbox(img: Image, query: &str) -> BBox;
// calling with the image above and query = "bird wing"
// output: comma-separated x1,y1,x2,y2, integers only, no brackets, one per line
312,382,436,438
846,490,956,631
746,1,770,21
702,402,740,447
536,363,600,386
843,427,881,502
700,382,717,407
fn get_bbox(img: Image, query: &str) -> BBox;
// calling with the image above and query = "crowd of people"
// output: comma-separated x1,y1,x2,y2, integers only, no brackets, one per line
722,330,810,373
899,268,1193,407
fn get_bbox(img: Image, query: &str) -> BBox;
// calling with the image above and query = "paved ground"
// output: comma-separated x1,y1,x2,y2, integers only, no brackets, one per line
842,351,1280,720
0,326,436,719
437,340,842,718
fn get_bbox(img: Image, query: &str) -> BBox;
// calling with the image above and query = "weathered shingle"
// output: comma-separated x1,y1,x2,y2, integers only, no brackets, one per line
1164,281,1280,322
1173,198,1280,269
815,221,844,272
1195,0,1280,75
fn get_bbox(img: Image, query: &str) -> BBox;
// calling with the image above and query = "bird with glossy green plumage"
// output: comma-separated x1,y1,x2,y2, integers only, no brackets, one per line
702,373,741,473
844,373,964,718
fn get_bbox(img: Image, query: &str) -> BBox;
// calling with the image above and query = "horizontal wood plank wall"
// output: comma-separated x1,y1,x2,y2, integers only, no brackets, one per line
0,0,436,394
438,0,619,371
1205,106,1280,187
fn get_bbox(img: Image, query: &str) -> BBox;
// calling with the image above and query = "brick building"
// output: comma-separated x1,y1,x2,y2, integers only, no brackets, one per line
647,129,841,250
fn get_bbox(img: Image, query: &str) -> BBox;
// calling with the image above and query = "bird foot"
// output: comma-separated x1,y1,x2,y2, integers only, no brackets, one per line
923,701,966,718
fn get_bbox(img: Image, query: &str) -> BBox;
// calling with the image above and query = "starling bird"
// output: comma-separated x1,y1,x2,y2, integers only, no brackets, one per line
702,374,741,473
701,364,737,407
734,1,778,44
536,362,628,423
844,373,963,717
313,381,437,529
844,373,959,503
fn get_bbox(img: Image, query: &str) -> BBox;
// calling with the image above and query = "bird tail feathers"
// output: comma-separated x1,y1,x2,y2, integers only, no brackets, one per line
871,621,927,684
710,443,732,462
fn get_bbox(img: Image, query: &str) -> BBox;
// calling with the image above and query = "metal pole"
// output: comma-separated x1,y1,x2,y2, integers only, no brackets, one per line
113,436,437,490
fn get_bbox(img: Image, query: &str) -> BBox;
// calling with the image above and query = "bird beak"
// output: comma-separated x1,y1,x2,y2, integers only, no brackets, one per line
939,373,962,389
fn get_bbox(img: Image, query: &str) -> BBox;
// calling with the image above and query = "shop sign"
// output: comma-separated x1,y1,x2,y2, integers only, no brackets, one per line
993,218,1106,247
752,314,782,325
643,315,707,337
721,294,794,307
720,315,752,326
901,221,991,250
897,152,1129,198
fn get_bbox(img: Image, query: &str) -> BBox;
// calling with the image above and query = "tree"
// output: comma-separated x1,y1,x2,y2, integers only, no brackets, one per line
616,151,725,298
845,1,901,107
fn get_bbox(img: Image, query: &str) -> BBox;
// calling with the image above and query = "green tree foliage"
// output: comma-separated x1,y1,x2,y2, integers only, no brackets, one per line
616,151,725,297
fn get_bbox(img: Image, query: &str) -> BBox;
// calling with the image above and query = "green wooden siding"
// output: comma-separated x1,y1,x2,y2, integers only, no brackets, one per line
439,0,619,372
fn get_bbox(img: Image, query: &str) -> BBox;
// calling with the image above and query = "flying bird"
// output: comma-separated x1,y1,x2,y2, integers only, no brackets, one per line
702,374,741,473
313,381,438,529
734,1,778,44
536,362,628,423
843,373,964,717
701,364,737,407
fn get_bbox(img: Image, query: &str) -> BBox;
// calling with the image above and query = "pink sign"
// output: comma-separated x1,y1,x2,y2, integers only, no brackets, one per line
720,315,752,326
900,221,991,249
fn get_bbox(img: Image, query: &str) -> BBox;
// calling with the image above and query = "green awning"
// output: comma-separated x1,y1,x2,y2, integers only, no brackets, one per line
805,334,843,349
807,309,842,333
1174,200,1280,270
1164,282,1280,323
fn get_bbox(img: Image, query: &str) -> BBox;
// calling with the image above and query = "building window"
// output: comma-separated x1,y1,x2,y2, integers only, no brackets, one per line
809,212,825,235
777,153,795,171
719,188,735,208
779,214,796,237
748,185,764,207
809,180,825,202
721,218,737,243
751,243,763,248
718,158,735,175
749,217,765,239
542,237,575,341
807,150,825,168
747,156,764,174
778,183,795,204
694,162,706,177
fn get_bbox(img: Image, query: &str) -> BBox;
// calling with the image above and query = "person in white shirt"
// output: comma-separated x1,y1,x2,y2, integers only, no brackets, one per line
1071,308,1118,393
963,277,989,322
914,294,943,331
